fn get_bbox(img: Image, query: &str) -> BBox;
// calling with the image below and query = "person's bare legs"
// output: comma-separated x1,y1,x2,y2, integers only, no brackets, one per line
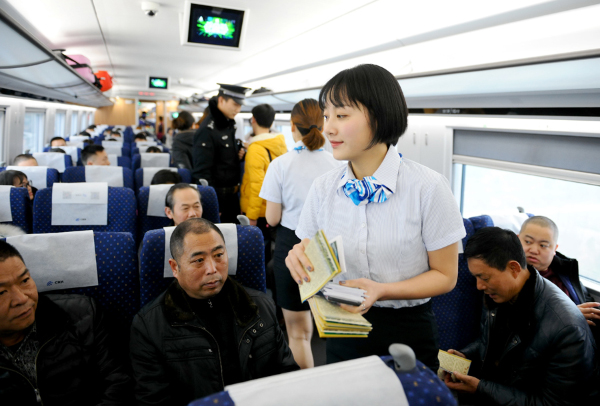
282,309,314,369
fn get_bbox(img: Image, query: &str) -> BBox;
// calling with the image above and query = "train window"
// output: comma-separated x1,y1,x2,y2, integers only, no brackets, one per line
23,110,45,153
71,112,78,135
455,163,600,282
0,109,5,161
55,111,66,137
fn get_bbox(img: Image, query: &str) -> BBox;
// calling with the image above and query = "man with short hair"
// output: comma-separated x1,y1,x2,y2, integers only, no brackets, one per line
192,84,249,223
130,218,298,405
134,134,147,142
519,215,600,349
81,145,110,166
50,137,67,147
0,241,132,405
13,154,37,167
444,227,598,406
165,183,203,225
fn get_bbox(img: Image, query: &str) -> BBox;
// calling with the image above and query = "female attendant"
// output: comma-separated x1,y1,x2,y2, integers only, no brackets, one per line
259,99,340,368
285,65,465,370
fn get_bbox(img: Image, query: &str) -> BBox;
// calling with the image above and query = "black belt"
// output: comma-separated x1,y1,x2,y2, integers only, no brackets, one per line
214,185,239,194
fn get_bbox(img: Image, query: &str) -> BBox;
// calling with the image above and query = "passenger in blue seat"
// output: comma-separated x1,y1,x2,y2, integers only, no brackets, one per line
130,218,298,405
150,169,182,185
164,183,203,226
49,136,67,147
445,227,598,406
13,154,38,167
82,144,110,166
286,64,466,371
0,241,133,405
518,216,600,349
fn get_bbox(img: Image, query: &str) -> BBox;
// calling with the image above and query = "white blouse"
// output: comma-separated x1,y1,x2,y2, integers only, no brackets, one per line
296,145,466,309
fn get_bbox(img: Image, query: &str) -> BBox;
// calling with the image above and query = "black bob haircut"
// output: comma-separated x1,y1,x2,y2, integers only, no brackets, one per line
319,64,408,149
464,227,527,271
0,240,25,264
151,169,182,185
81,144,105,164
170,218,224,262
251,104,276,129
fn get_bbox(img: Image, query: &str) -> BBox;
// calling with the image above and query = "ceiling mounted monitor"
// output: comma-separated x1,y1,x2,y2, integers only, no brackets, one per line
182,1,247,50
149,76,169,89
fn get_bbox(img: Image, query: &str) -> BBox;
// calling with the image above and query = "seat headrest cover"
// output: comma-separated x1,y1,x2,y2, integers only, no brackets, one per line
85,166,124,187
57,146,79,166
107,154,119,166
143,167,177,187
489,212,530,233
163,223,238,278
6,230,98,292
147,184,173,217
32,153,66,173
103,145,123,157
69,135,91,143
136,141,158,147
0,186,13,222
225,355,408,406
6,165,48,189
140,153,170,168
67,141,85,149
51,182,108,226
102,141,124,148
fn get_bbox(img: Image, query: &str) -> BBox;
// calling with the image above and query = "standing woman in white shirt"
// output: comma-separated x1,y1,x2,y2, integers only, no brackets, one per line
260,99,340,368
285,65,466,371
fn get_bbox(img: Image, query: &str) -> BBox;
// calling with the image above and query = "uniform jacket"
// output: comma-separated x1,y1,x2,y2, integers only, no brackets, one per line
129,278,298,406
171,129,195,170
461,268,598,406
191,97,240,186
240,133,287,220
0,294,133,406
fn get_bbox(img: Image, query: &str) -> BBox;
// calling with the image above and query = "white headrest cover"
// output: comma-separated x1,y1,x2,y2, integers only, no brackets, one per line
0,186,13,222
51,182,109,226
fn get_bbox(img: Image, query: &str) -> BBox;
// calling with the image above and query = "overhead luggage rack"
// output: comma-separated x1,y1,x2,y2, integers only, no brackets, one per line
0,8,112,108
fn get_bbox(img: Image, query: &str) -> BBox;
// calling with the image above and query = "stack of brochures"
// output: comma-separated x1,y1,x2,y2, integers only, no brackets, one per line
308,295,373,338
300,230,372,338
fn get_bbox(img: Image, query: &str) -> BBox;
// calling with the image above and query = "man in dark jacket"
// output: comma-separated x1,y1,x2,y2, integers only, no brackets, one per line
519,215,600,348
0,241,132,406
444,227,598,406
130,218,298,405
192,84,249,223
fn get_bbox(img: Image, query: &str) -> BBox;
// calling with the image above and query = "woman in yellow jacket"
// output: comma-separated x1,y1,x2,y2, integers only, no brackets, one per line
241,103,288,262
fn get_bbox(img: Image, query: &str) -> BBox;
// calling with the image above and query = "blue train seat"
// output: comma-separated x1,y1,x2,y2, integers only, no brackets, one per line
139,225,266,308
134,167,191,191
33,186,136,236
1,166,59,189
62,166,134,190
132,153,173,172
0,187,31,233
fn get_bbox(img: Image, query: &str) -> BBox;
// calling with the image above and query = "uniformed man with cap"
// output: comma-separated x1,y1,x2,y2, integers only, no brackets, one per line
192,84,250,223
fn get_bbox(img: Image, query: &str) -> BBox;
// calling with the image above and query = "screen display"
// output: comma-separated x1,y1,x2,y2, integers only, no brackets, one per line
187,4,245,48
149,77,168,89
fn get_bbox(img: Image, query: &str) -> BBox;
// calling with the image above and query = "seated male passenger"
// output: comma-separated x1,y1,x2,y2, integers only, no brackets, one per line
0,241,132,405
519,216,600,334
164,183,202,225
444,227,598,406
150,169,182,185
130,218,298,405
81,144,110,166
13,154,38,167
49,137,67,147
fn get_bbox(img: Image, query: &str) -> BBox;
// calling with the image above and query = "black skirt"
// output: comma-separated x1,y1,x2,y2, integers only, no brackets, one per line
273,225,310,311
326,301,440,371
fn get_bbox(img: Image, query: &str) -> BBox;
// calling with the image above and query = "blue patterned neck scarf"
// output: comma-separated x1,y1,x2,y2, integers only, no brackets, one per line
343,176,393,206
293,146,323,153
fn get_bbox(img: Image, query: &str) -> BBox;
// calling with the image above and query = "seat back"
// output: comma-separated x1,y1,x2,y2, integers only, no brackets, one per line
136,185,220,239
62,166,134,190
43,146,82,166
432,218,482,351
33,187,136,235
133,146,170,156
132,153,173,171
0,188,31,233
117,156,132,169
139,225,266,308
32,153,73,173
1,166,59,189
135,168,192,190
469,215,493,232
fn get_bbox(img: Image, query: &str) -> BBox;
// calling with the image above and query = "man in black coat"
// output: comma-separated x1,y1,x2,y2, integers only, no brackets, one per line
192,84,249,223
518,215,600,348
444,227,598,406
130,218,298,406
0,241,132,406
